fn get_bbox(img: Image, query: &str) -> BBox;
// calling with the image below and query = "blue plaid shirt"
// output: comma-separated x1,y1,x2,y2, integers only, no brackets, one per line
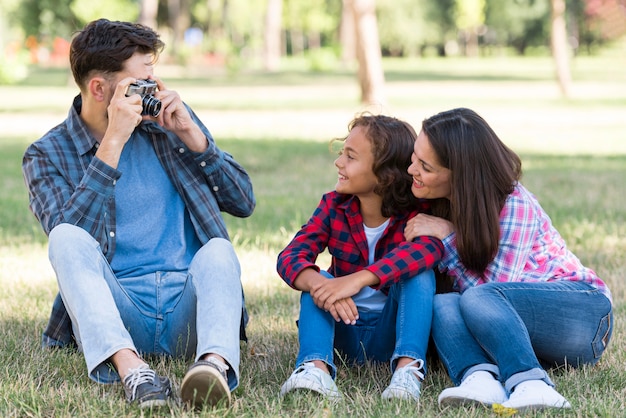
23,95,255,347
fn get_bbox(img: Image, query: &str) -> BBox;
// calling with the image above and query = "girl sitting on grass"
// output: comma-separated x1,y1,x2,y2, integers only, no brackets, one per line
276,113,443,401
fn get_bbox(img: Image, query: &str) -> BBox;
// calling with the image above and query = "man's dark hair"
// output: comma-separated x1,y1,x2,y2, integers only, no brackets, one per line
70,18,165,90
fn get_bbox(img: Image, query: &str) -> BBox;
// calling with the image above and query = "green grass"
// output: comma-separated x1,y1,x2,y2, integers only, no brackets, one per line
1,55,625,417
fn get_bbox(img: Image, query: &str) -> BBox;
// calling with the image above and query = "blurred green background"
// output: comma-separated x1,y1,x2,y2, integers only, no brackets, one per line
1,2,626,416
1,0,625,86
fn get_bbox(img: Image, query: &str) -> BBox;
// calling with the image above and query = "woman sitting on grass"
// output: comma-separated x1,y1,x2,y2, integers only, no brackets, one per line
404,107,613,413
276,113,443,401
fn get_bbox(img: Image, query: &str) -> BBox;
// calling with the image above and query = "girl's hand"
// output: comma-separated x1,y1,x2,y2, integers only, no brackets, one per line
328,298,359,325
310,276,361,310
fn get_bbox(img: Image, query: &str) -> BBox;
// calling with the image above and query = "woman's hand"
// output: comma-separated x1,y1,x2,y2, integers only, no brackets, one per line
405,213,454,241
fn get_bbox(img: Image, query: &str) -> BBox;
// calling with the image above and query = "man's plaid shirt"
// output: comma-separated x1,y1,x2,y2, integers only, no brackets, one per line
23,95,255,347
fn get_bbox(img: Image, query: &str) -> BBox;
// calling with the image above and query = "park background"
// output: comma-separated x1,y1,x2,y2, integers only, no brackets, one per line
1,0,625,417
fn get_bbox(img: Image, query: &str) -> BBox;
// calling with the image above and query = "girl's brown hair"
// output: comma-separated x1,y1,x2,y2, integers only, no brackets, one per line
333,113,420,218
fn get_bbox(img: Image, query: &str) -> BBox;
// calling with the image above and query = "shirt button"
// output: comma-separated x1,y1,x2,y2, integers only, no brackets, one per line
200,161,206,167
109,231,115,237
213,186,219,192
112,180,116,185
178,147,185,153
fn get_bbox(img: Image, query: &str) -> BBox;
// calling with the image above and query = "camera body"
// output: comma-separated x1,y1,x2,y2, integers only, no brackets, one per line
125,79,162,117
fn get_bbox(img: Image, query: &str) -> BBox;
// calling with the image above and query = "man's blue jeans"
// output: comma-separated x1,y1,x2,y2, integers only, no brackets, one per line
432,281,613,393
48,224,243,389
295,270,435,379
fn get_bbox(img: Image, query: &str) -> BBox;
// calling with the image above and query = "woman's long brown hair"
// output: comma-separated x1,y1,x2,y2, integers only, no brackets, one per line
422,108,522,274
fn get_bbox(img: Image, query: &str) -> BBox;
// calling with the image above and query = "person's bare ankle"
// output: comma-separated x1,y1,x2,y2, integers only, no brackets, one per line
311,360,330,374
395,356,415,369
199,353,226,364
111,348,146,380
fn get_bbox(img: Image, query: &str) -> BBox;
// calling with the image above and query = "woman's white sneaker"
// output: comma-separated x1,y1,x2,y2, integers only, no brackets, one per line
500,379,571,412
438,370,508,407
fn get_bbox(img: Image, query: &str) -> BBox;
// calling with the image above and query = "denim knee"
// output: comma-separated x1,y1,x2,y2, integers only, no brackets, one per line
49,223,100,263
190,237,241,281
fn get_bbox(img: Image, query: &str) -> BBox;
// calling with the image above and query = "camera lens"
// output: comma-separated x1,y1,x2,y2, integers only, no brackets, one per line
142,95,162,117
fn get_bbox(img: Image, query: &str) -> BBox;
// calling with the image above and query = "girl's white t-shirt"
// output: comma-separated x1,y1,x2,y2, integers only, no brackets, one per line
351,219,390,312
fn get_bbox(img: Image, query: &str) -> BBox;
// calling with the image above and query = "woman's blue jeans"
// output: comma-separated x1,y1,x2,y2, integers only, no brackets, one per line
295,270,435,379
432,281,613,393
48,224,243,389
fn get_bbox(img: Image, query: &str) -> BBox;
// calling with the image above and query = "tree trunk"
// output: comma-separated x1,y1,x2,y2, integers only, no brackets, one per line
169,0,190,58
340,0,356,64
350,0,385,105
263,0,283,71
138,0,159,30
551,0,571,97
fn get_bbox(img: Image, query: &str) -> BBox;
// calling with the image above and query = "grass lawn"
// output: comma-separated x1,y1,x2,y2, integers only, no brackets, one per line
0,55,625,417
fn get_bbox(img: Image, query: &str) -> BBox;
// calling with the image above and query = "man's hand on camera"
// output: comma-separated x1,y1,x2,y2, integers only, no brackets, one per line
97,77,144,169
108,77,144,138
151,77,208,153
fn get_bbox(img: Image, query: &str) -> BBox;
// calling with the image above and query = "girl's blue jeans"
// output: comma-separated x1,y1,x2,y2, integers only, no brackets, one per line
295,270,435,379
48,223,243,389
432,280,613,393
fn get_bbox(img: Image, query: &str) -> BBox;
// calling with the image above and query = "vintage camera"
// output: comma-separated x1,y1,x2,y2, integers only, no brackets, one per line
125,79,162,117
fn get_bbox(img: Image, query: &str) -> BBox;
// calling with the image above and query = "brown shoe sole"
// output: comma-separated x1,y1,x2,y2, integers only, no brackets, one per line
180,363,231,409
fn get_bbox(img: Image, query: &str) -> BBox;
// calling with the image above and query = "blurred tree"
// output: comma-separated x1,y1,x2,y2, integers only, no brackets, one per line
167,0,190,57
576,0,626,52
484,0,549,54
456,0,485,56
340,0,356,63
139,0,159,29
551,0,571,96
191,0,266,69
263,0,283,70
3,0,624,74
421,0,456,56
70,0,138,28
348,0,385,104
376,0,480,57
12,0,77,38
282,0,338,56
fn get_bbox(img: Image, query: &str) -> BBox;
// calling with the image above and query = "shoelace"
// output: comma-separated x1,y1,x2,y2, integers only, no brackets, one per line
124,365,156,400
403,358,425,382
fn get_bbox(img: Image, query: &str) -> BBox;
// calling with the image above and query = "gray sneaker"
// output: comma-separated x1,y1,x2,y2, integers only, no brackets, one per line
280,362,342,399
181,357,231,409
122,364,172,408
381,359,424,401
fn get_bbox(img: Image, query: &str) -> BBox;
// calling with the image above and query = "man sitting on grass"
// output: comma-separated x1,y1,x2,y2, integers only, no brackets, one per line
22,18,255,409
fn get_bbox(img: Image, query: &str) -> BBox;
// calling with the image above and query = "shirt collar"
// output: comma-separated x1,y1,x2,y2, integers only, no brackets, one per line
67,95,99,156
67,94,168,156
338,193,412,225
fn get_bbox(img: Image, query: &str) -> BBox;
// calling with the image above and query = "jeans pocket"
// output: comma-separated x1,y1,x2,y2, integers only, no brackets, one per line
591,310,613,359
